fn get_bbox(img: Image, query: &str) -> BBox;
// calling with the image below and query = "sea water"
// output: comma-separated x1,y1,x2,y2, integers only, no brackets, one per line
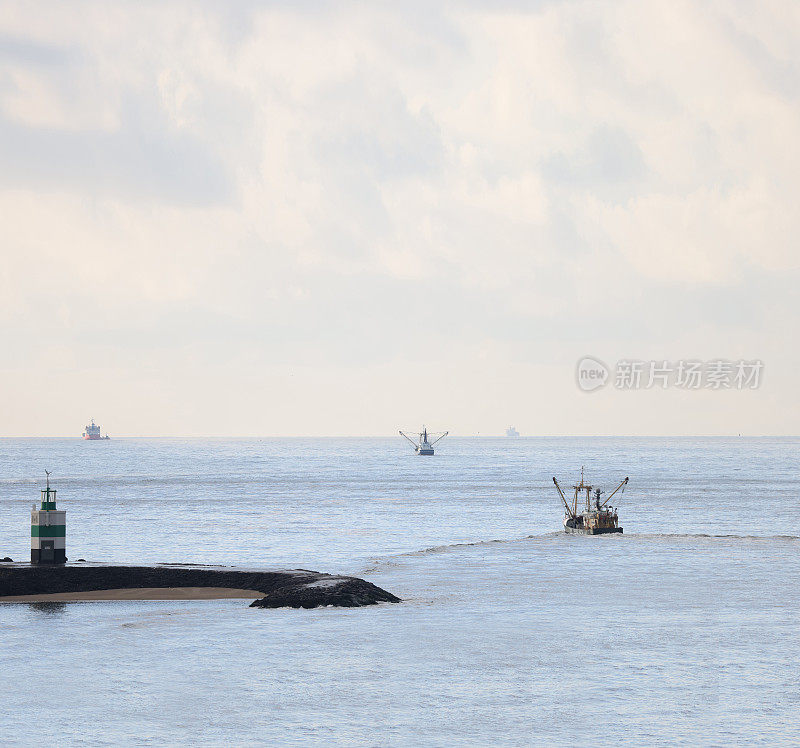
0,437,798,746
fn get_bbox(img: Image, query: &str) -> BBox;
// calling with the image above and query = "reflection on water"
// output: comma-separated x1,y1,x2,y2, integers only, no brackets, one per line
25,601,68,615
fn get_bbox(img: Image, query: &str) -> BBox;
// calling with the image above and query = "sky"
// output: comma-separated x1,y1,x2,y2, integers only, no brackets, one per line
0,0,798,436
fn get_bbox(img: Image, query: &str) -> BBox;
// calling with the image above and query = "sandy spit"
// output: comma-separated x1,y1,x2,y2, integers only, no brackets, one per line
0,587,263,602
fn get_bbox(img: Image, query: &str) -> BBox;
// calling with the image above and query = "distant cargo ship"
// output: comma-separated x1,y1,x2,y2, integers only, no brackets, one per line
506,426,520,437
82,418,110,440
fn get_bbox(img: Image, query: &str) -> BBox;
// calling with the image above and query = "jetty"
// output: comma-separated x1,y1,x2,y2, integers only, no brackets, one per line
0,563,400,609
4,471,400,609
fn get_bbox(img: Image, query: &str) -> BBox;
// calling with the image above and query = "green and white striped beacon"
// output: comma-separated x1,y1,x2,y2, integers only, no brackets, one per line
31,470,66,564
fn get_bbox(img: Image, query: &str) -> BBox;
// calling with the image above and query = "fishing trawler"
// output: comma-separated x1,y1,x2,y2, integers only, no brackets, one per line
506,426,520,437
82,418,110,440
399,426,448,455
553,468,627,534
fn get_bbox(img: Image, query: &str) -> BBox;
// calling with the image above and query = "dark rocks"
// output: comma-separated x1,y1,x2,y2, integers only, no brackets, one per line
0,564,400,609
250,577,401,609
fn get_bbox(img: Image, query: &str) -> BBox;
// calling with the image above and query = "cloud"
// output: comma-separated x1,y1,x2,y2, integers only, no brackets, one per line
542,125,647,194
0,32,72,66
0,0,798,434
0,110,235,204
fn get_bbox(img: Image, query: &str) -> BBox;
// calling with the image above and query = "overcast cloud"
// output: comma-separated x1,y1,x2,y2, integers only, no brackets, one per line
1,1,797,435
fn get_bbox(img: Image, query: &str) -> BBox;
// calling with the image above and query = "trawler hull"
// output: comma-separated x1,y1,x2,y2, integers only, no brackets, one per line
564,526,623,535
417,448,434,455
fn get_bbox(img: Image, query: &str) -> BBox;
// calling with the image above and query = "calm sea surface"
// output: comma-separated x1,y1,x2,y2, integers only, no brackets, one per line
1,437,798,746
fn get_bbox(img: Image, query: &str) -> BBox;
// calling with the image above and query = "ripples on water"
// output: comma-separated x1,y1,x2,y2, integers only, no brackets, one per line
1,437,798,746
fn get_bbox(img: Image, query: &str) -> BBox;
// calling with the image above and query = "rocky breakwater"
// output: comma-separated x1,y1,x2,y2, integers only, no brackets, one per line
0,563,401,609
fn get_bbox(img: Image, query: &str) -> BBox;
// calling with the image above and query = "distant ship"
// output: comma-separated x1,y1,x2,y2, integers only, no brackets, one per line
506,426,520,437
552,468,628,535
82,418,110,440
399,426,448,456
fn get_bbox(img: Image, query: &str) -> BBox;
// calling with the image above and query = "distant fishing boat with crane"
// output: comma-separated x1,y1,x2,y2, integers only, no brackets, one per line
399,426,448,456
552,468,628,534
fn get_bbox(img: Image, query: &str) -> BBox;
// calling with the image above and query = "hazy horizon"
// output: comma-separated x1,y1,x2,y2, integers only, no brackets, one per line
5,432,798,439
2,2,798,437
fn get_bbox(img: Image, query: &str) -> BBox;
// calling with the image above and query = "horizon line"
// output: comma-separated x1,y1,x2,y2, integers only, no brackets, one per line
0,434,797,440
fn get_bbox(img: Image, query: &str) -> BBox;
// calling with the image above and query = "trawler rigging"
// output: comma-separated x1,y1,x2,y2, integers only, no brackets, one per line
553,467,628,534
399,426,448,455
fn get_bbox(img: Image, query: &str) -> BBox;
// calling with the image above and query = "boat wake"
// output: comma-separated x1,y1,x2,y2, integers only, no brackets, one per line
362,531,800,573
361,532,563,572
